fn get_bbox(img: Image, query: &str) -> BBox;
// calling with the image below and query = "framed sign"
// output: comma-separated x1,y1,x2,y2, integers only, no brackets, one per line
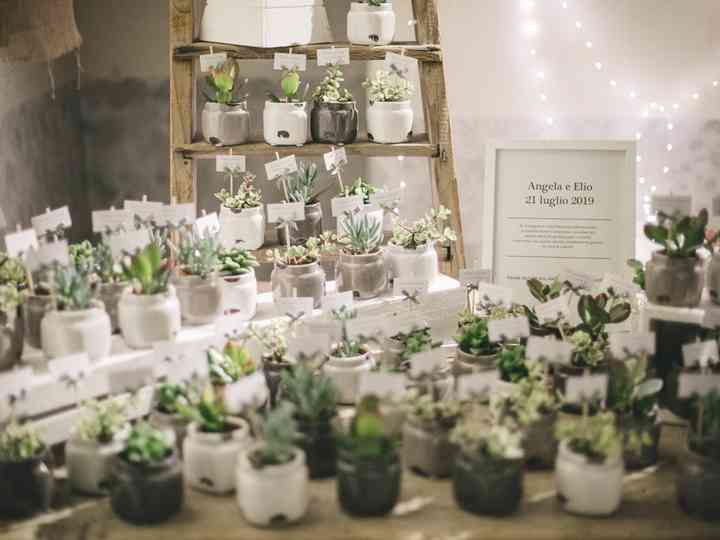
483,140,636,304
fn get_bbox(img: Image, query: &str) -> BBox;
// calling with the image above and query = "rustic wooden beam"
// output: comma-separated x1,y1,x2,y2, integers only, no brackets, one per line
0,0,11,48
412,0,440,45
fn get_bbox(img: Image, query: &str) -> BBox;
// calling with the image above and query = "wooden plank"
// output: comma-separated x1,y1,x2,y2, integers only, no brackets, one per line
412,0,440,44
174,41,442,63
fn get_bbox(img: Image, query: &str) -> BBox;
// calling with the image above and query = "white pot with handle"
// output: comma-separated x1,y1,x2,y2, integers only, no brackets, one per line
347,2,395,45
263,101,308,146
219,205,265,251
367,101,413,144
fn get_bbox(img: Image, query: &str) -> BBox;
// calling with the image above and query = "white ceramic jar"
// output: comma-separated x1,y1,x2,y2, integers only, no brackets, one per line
183,419,252,495
219,205,265,251
323,350,374,405
201,102,250,146
555,441,624,516
118,287,182,349
174,274,225,326
66,428,128,495
41,303,112,362
263,101,308,146
222,270,258,320
236,445,309,526
384,242,439,284
347,2,396,45
367,101,413,144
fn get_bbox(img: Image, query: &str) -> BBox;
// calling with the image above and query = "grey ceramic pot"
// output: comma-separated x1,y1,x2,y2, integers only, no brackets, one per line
335,251,387,299
22,294,53,350
453,451,523,516
174,274,224,325
276,203,323,246
95,282,126,334
709,253,720,305
645,252,704,307
0,308,24,372
271,261,326,309
0,451,54,519
676,446,720,521
523,411,558,469
201,102,250,146
454,347,498,376
617,413,661,470
310,101,359,144
403,415,456,478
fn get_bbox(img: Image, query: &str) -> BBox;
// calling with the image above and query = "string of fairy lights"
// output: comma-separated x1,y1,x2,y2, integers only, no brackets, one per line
520,0,719,221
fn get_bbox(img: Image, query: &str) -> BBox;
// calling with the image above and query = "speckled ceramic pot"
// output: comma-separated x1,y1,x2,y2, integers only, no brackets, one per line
311,101,358,144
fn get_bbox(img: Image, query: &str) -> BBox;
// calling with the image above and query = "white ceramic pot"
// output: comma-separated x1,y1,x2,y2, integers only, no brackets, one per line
219,205,265,251
555,440,624,516
221,373,269,415
336,206,384,235
222,270,257,320
384,242,438,284
367,101,413,144
183,419,252,494
323,350,374,405
236,445,309,526
41,303,112,362
174,274,225,326
202,102,250,146
347,2,395,45
263,101,308,147
66,428,128,495
118,287,182,349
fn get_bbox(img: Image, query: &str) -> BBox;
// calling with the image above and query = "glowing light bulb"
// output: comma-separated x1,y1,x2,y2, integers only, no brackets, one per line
546,116,554,125
530,48,537,56
667,122,674,130
666,144,673,152
562,1,568,8
400,181,407,189
594,62,603,70
663,166,670,174
397,156,404,161
585,41,593,48
629,90,637,99
524,20,540,37
540,93,547,101
639,177,646,184
610,80,617,87
635,132,642,140
714,81,719,87
537,71,545,79
659,105,665,112
643,195,650,203
651,185,657,192
692,92,700,100
637,155,642,163
575,21,582,29
673,103,679,110
650,102,658,110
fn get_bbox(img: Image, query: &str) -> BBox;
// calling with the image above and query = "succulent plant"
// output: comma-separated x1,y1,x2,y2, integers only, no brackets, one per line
363,70,414,105
390,206,457,250
497,345,529,383
405,390,463,430
526,277,571,303
75,400,128,444
122,242,170,295
122,423,174,465
208,341,256,385
0,284,23,315
268,67,305,103
215,171,262,211
492,359,558,427
280,365,338,424
566,330,607,369
339,394,396,461
0,254,27,288
644,209,710,258
689,390,720,460
313,64,354,104
243,321,288,364
330,307,371,358
392,326,440,364
94,242,125,284
155,383,197,415
455,315,498,357
607,354,662,418
217,247,258,276
451,412,525,461
286,161,323,205
249,402,298,469
174,231,221,280
52,265,93,311
339,177,378,204
177,386,231,434
338,211,383,256
0,421,45,462
555,411,622,464
576,292,632,341
69,241,95,277
203,59,246,106
267,233,335,266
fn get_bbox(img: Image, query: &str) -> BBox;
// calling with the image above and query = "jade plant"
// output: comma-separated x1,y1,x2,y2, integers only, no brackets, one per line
313,65,353,104
337,211,383,256
174,231,221,280
363,70,414,105
215,171,263,211
555,411,622,463
405,389,463,431
217,247,258,277
455,316,499,357
75,400,129,445
492,359,558,427
52,266,93,311
248,402,298,469
626,259,646,291
203,59,246,106
280,365,338,424
208,341,257,386
526,277,570,303
286,161,323,205
122,423,174,465
0,421,45,461
339,177,378,204
177,386,231,433
576,291,632,341
644,209,711,258
268,67,305,103
122,242,170,295
339,394,397,461
390,206,457,250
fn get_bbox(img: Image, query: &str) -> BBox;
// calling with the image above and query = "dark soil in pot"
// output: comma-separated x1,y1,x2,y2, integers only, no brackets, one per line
617,413,661,470
453,451,523,517
337,448,401,517
0,451,54,519
296,416,337,479
676,446,720,521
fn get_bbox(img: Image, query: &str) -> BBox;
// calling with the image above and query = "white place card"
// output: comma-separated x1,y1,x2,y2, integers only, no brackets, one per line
369,187,404,209
37,240,70,266
488,316,530,342
565,292,583,327
476,283,513,306
409,348,447,377
384,52,418,79
324,147,348,172
601,273,641,297
199,52,228,72
48,353,90,382
31,206,72,235
535,295,571,323
0,367,33,401
609,332,656,358
155,340,209,385
265,155,299,180
682,341,720,369
357,372,405,401
456,371,501,401
317,47,350,66
560,269,599,289
195,212,221,238
108,228,151,259
4,228,38,258
159,203,196,227
459,268,493,287
287,334,331,359
345,315,385,339
215,313,249,340
526,336,573,365
322,291,354,314
702,308,720,329
652,194,692,217
216,155,246,173
393,278,430,299
107,365,156,394
565,374,608,404
677,373,720,398
422,288,467,312
275,296,314,318
223,372,268,411
331,195,364,217
92,209,134,233
266,202,305,224
124,199,164,221
273,52,307,71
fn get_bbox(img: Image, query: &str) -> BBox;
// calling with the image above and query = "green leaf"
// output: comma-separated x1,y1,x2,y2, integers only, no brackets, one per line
636,378,663,399
644,224,668,246
608,303,632,324
527,278,546,302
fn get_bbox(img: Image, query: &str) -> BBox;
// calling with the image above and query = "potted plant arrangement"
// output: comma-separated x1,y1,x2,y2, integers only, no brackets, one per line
311,65,358,144
383,325,439,372
208,339,268,414
264,68,308,147
217,247,258,320
335,177,384,235
150,382,197,458
41,265,112,361
216,169,265,251
118,242,181,349
268,235,329,309
66,400,129,495
451,412,525,516
0,255,26,370
201,59,249,146
386,206,457,285
337,394,401,516
455,314,500,375
92,241,128,334
497,344,530,384
347,0,396,46
280,365,339,479
363,70,414,143
0,421,53,518
335,210,387,299
236,403,309,527
525,277,572,337
245,321,292,407
643,209,709,307
277,161,325,246
109,422,183,524
23,264,55,350
555,411,624,516
665,342,720,420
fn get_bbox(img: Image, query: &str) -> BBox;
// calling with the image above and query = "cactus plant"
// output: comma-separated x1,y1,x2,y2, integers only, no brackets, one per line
174,231,221,280
122,242,170,295
338,177,378,204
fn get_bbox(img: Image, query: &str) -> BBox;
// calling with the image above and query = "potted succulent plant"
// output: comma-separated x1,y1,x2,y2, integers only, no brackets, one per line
22,264,54,350
311,65,358,144
217,247,258,320
347,0,396,46
216,169,265,251
335,210,386,299
236,402,309,526
386,206,457,284
451,413,525,516
335,177,385,235
41,265,112,362
264,68,308,147
525,277,572,338
277,160,325,246
245,321,292,407
363,70,414,143
178,386,252,494
268,235,329,309
0,254,27,365
92,242,128,334
109,422,183,524
208,340,267,413
455,315,500,375
118,242,181,349
497,344,530,384
383,325,439,373
66,400,129,495
337,394,401,516
201,59,250,146
280,365,339,479
0,421,53,518
555,411,624,516
149,382,197,458
644,209,709,307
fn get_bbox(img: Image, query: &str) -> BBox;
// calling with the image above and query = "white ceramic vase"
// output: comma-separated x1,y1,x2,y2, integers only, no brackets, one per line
347,2,395,45
263,101,308,146
201,102,250,146
236,445,309,526
367,101,413,144
222,270,258,320
41,303,112,362
66,428,128,495
118,287,182,349
323,350,374,405
183,419,252,495
219,205,265,251
221,373,269,415
384,242,438,284
174,274,225,326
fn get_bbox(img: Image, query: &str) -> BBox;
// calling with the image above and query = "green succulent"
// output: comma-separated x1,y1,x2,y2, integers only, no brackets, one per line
406,390,463,430
215,171,263,210
94,242,125,284
0,421,45,462
607,354,662,418
123,242,170,295
313,64,354,104
393,326,440,364
176,386,230,434
0,284,23,316
204,59,242,105
455,316,498,357
175,231,221,279
267,233,335,266
492,359,558,427
286,161,322,204
123,423,174,466
497,345,529,383
339,177,378,204
330,307,367,358
567,330,607,369
75,400,128,444
52,265,93,311
69,241,95,277
280,365,338,424
217,247,258,276
644,209,709,258
249,402,298,468
339,394,396,461
268,68,303,103
626,259,646,291
243,321,289,365
363,70,414,105
155,382,197,415
526,277,568,303
555,411,622,464
0,254,27,288
338,211,383,255
689,390,720,460
208,342,256,385
390,206,457,250
576,292,632,341
451,414,525,461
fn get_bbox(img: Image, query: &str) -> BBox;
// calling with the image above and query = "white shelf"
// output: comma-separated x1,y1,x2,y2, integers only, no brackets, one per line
639,290,714,330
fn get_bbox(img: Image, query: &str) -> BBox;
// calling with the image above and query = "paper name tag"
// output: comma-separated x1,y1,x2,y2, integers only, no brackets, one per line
702,308,720,329
124,200,164,221
317,47,350,66
565,374,608,404
422,288,467,312
267,202,305,223
4,228,38,258
215,313,249,340
265,155,298,180
195,212,221,238
488,316,530,342
369,187,403,208
682,340,720,369
199,52,228,72
565,292,583,327
459,269,493,287
107,365,155,394
48,353,90,382
92,209,134,233
652,194,692,217
476,283,513,305
601,273,641,297
0,367,33,400
526,336,573,365
535,295,571,322
273,52,307,71
108,228,151,259
223,372,268,410
393,279,430,298
677,373,720,398
216,155,246,173
609,332,656,358
384,52,418,79
322,291,354,314
159,203,196,227
357,372,405,401
409,348,447,377
324,147,348,172
456,371,501,400
275,296,314,318
155,340,209,384
31,206,72,235
560,269,599,289
38,240,69,266
331,195,364,217
287,334,331,359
